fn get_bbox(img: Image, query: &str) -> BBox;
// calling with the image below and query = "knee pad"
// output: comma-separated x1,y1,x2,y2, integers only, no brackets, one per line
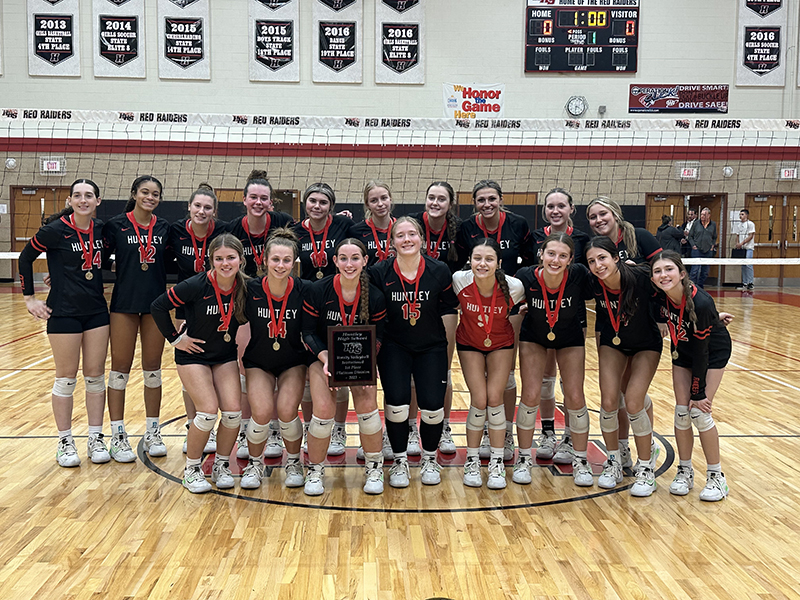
302,382,312,403
193,411,217,432
336,387,350,403
420,407,444,426
466,406,487,431
627,408,652,437
52,377,77,397
357,409,382,436
505,371,517,391
385,404,409,423
220,411,242,429
246,419,270,444
83,375,105,393
487,406,506,431
541,376,556,400
240,374,248,394
108,371,129,391
143,369,162,388
568,407,590,435
308,415,334,438
516,404,538,431
279,417,303,442
643,393,652,412
600,407,619,433
674,406,692,431
690,407,715,433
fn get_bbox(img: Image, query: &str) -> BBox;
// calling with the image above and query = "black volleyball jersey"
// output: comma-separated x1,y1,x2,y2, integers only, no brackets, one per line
19,216,107,317
589,267,663,350
517,264,590,348
227,212,294,277
409,211,462,273
655,285,731,400
349,218,395,266
614,227,662,264
168,219,226,281
103,212,171,314
150,272,242,364
301,274,387,357
244,275,311,371
456,211,535,276
532,226,591,266
369,255,459,353
292,215,354,281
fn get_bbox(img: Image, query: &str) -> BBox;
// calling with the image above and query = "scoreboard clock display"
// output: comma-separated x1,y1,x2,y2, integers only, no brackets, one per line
525,0,639,73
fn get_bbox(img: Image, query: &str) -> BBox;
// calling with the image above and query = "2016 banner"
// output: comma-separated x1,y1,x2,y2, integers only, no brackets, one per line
375,0,424,84
737,0,785,86
28,0,81,77
158,0,209,80
249,0,299,82
93,0,145,78
313,0,362,83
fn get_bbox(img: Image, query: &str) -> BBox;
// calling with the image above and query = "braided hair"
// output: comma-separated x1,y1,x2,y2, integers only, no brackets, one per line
333,238,371,324
586,196,638,259
471,237,511,308
124,175,163,213
426,181,460,262
650,250,698,327
585,236,645,322
207,233,250,324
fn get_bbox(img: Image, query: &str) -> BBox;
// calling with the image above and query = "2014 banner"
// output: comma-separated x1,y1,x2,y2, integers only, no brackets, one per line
93,0,145,78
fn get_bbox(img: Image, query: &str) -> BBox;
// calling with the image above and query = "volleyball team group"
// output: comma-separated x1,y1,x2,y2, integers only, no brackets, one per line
19,171,732,502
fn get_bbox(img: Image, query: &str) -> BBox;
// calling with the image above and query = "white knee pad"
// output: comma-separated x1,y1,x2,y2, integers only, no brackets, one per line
240,374,248,394
627,408,652,437
357,409,382,436
505,371,517,391
83,375,105,393
674,406,692,431
568,407,590,435
690,407,715,433
108,371,129,391
220,411,242,429
246,419,270,444
600,407,619,433
420,407,444,425
385,404,409,423
143,369,162,388
308,415,334,438
643,393,652,412
466,406,487,431
52,377,77,397
279,417,303,442
516,404,538,431
336,387,350,403
194,411,217,432
487,406,506,431
541,376,556,400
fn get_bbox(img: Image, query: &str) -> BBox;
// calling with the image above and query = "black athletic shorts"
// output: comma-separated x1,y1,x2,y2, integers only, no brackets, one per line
456,342,515,357
243,354,315,377
47,311,110,334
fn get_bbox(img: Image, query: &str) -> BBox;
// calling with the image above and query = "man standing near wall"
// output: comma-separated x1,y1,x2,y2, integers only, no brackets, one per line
680,209,697,258
688,207,717,288
732,209,756,291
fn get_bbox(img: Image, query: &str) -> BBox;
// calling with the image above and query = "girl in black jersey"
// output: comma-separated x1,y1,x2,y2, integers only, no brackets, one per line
150,234,249,494
586,237,662,497
651,251,732,502
20,179,110,468
349,180,396,267
103,176,170,463
515,233,593,488
301,239,387,496
239,229,313,490
530,189,591,467
168,183,225,455
370,217,459,488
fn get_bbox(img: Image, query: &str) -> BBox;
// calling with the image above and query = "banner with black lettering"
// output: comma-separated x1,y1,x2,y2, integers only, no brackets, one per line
249,0,299,82
313,0,362,83
736,0,785,86
27,0,81,76
376,0,423,84
93,0,145,78
158,0,209,80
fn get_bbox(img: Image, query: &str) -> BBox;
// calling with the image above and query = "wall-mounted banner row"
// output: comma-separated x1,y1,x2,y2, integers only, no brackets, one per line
736,0,785,86
249,0,299,82
93,0,145,78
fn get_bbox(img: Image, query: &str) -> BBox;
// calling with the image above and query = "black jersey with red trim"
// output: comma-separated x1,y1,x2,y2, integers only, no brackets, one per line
409,211,463,273
227,212,294,277
517,263,590,349
301,274,387,357
455,211,535,276
368,255,459,353
532,226,591,266
589,267,663,350
244,276,311,372
654,285,731,400
19,217,107,317
349,219,395,267
103,212,171,314
292,215,354,281
150,272,242,364
168,219,226,282
613,228,662,264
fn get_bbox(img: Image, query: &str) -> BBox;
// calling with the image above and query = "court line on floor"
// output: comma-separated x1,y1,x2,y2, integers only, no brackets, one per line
728,361,800,393
0,355,53,383
0,331,45,349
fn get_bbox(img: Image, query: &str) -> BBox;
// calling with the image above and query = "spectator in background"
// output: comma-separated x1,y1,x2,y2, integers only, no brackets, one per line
656,215,684,254
732,209,756,291
688,208,717,289
680,209,697,257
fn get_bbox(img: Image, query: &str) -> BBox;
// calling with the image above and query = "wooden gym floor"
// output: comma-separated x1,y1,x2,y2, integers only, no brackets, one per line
0,283,798,600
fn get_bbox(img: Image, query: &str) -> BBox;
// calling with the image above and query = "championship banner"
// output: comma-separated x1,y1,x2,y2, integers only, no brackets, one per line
375,0,424,84
629,85,729,114
157,0,210,80
443,83,504,119
249,0,299,82
736,0,785,86
93,0,145,78
312,0,362,84
27,0,81,77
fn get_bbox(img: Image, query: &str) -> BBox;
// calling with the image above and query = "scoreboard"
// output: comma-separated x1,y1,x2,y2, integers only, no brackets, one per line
525,0,639,73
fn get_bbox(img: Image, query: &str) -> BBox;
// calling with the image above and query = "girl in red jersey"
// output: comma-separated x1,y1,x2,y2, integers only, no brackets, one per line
452,239,524,489
103,176,171,463
20,179,110,467
150,234,249,493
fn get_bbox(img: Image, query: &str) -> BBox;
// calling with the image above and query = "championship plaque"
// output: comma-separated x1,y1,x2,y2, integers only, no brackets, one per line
327,325,376,387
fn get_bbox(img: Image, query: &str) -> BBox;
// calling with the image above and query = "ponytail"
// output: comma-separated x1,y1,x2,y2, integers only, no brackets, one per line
359,268,371,324
495,268,511,308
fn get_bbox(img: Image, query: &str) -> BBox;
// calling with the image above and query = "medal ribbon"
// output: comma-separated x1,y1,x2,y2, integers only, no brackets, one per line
262,276,293,338
544,225,573,236
599,280,622,340
333,274,361,327
471,279,499,343
666,292,687,350
477,211,506,243
209,272,236,334
535,267,568,332
367,217,394,262
423,212,447,260
63,214,95,272
243,214,271,269
393,256,425,323
303,216,332,268
126,211,155,265
187,219,215,273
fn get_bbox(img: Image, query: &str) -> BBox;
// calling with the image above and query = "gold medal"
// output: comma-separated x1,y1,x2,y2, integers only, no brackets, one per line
273,341,281,351
672,350,679,360
547,331,556,341
612,335,621,346
483,337,492,348
409,317,417,326
316,270,323,279
141,263,149,272
85,272,93,281
223,332,231,343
